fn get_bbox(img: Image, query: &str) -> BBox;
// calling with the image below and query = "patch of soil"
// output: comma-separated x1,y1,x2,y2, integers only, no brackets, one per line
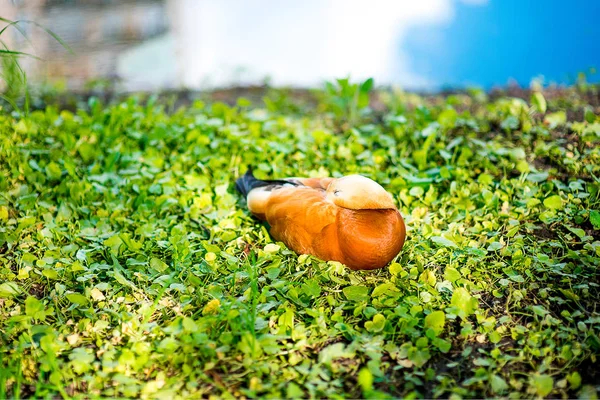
575,356,599,391
5,383,36,399
578,219,600,241
478,292,509,316
532,156,555,171
566,108,585,123
531,225,558,241
65,381,89,397
28,283,45,298
489,85,600,109
27,86,319,113
531,156,591,182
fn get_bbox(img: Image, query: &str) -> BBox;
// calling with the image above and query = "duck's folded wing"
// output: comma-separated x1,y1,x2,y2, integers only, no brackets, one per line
284,177,335,191
265,186,338,256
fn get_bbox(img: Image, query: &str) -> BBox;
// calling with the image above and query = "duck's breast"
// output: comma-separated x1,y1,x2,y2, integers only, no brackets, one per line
337,208,406,270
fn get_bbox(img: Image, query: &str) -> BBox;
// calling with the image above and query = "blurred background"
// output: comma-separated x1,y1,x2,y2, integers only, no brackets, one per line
1,0,599,92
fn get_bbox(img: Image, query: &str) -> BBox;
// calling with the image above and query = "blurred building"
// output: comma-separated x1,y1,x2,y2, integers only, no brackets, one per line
1,0,170,90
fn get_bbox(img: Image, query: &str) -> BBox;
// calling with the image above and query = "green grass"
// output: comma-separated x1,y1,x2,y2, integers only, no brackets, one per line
0,83,599,399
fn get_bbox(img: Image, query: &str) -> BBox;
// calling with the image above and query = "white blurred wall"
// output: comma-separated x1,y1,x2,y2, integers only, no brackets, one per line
119,0,457,90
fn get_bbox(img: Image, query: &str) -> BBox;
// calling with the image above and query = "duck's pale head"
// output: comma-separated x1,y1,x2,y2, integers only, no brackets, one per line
326,175,397,210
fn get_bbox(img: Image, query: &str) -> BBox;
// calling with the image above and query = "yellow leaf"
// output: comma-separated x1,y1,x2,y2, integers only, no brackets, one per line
0,206,8,221
264,243,280,253
203,299,221,315
90,288,105,301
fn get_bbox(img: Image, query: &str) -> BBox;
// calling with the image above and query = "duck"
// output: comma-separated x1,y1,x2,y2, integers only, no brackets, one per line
235,168,406,270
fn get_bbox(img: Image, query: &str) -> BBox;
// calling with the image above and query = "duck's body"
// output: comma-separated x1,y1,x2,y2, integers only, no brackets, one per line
236,169,406,270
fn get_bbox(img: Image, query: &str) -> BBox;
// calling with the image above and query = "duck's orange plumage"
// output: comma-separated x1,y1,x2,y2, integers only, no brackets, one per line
236,169,406,270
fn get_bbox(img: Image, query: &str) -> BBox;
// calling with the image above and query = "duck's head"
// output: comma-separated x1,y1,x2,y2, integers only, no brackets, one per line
326,175,397,210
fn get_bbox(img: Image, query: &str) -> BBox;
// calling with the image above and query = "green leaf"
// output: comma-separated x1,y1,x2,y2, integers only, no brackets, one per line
444,267,461,282
531,92,547,114
432,337,451,353
343,286,370,302
517,160,531,173
410,348,431,368
567,226,586,239
0,282,21,298
277,308,294,334
590,210,600,229
567,371,582,389
531,305,549,317
286,382,304,398
450,287,478,318
419,270,436,286
113,270,136,290
103,235,123,254
560,289,580,301
431,236,458,248
424,311,446,335
531,374,553,397
358,367,373,392
25,296,46,321
409,186,425,197
42,268,58,280
77,142,96,163
182,317,198,333
488,331,501,343
18,216,36,231
372,282,399,297
584,108,596,123
319,342,353,365
412,149,428,170
487,241,503,251
501,116,519,131
69,348,95,375
491,374,509,393
301,279,321,298
66,293,89,305
365,314,386,333
45,162,62,180
544,111,566,128
477,173,494,185
360,77,374,93
389,262,403,276
526,172,548,183
438,108,458,128
543,195,563,210
0,48,40,58
150,257,169,272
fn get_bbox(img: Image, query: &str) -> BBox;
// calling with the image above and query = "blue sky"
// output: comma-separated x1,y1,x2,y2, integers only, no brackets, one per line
403,0,600,88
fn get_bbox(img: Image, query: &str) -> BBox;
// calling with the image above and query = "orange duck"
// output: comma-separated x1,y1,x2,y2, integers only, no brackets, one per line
236,169,406,270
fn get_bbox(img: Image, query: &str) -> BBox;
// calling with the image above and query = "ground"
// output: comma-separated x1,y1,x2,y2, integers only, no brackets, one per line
0,80,599,398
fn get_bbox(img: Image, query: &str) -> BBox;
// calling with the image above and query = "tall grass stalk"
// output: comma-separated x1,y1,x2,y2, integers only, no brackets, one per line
0,16,71,114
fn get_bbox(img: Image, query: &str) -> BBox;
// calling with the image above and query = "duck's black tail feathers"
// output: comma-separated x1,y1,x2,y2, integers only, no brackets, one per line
235,167,300,198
